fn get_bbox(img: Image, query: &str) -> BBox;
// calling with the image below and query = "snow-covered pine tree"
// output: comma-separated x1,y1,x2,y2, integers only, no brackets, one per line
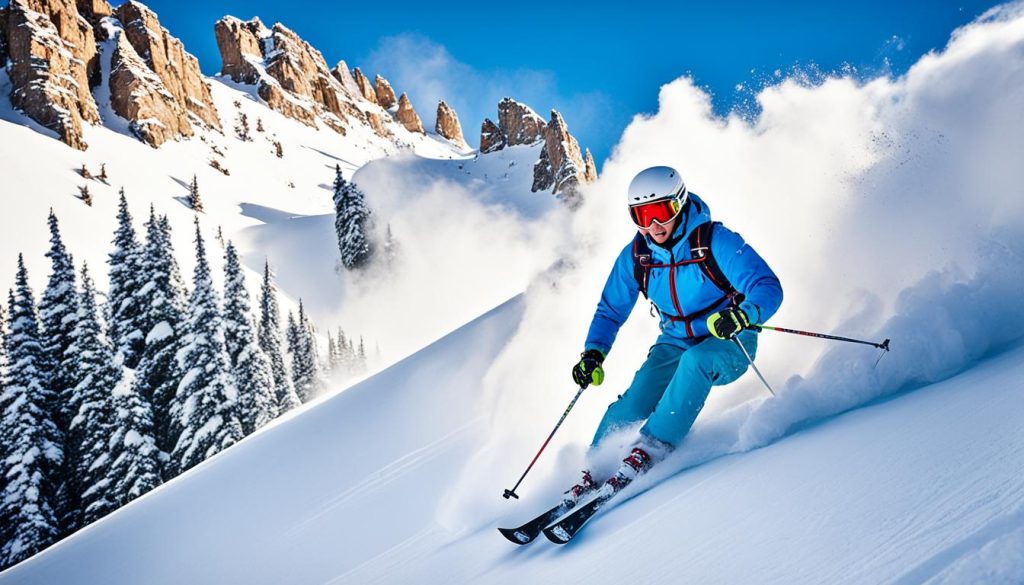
326,330,338,374
384,223,399,263
0,257,62,569
332,165,373,270
104,368,162,511
37,211,81,533
189,174,203,213
0,303,7,383
107,190,147,368
288,301,322,402
223,242,277,435
133,208,187,464
357,336,368,374
64,264,119,525
39,211,79,432
170,221,243,474
258,261,300,414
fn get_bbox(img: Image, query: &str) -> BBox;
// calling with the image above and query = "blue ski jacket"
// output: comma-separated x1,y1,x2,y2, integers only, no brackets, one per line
585,194,783,355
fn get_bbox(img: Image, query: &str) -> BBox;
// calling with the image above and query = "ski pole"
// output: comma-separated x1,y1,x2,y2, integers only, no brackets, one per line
751,324,890,352
503,385,587,500
733,336,775,397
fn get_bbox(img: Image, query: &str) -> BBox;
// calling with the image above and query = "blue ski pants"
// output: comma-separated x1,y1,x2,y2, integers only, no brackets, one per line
591,331,758,447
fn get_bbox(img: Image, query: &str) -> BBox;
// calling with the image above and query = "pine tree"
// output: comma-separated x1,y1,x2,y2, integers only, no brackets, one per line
65,265,120,525
223,242,277,435
104,367,162,511
39,211,80,532
357,336,368,374
0,257,62,569
170,221,243,474
0,303,7,383
107,190,147,368
332,165,373,269
326,330,335,373
133,209,187,464
189,174,203,213
258,262,300,414
288,301,321,402
384,223,399,263
39,211,79,431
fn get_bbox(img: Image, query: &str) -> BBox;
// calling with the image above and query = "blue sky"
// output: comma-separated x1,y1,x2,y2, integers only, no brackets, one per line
124,0,1002,165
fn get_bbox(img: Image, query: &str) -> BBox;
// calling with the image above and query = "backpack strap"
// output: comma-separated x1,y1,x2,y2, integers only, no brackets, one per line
631,232,653,299
689,221,741,303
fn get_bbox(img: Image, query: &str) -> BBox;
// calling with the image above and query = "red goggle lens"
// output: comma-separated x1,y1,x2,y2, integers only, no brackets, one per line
629,198,682,228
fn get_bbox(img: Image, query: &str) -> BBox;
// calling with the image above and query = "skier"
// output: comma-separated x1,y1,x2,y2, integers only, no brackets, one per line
569,165,783,497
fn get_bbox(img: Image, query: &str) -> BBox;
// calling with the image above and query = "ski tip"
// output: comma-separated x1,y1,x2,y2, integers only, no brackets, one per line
498,527,535,545
542,525,572,545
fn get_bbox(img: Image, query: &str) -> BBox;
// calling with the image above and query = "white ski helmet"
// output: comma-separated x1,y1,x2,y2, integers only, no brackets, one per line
626,166,688,207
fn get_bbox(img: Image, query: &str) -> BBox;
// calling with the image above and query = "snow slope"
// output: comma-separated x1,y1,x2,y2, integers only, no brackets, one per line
0,294,1021,584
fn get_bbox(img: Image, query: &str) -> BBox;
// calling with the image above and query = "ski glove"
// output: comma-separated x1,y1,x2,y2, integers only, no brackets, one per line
707,306,750,340
572,349,605,388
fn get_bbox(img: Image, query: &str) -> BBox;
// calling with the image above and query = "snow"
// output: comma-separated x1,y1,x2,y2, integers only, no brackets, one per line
0,293,1022,584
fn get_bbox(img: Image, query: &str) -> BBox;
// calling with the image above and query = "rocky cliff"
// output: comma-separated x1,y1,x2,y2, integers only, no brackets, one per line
114,1,220,131
215,17,348,132
479,98,547,153
4,0,101,150
109,31,194,146
435,101,466,148
374,74,396,109
478,98,596,198
531,109,597,198
395,93,424,134
2,0,219,149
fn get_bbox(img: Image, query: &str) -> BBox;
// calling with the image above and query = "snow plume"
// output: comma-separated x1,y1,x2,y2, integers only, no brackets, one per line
439,4,1024,530
336,152,571,361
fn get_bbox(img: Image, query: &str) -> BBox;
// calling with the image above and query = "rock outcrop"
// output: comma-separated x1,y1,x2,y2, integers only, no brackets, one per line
479,97,547,153
76,0,111,40
374,74,396,109
5,0,101,150
435,100,467,148
479,118,505,153
330,60,361,98
395,93,423,134
531,110,596,197
215,16,357,132
115,1,220,130
364,111,390,138
352,67,377,104
583,148,598,183
109,31,193,147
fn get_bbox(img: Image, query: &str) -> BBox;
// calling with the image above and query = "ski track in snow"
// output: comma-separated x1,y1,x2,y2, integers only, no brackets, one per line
283,418,485,540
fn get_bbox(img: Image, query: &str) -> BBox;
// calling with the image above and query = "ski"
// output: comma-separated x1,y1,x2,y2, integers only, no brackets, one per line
497,499,575,545
498,472,601,545
542,485,620,544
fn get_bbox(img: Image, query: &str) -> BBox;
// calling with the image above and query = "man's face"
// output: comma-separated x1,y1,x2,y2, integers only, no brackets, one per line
639,216,677,244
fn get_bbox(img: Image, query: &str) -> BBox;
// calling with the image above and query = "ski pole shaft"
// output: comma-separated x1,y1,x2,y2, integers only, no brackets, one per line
752,325,890,351
503,385,586,500
734,336,776,397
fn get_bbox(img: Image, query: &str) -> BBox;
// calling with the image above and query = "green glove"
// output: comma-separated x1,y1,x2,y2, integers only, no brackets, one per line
572,349,605,388
707,306,750,340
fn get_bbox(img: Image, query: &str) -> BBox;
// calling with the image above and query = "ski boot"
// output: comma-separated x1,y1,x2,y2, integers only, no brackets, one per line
563,470,598,504
604,447,653,491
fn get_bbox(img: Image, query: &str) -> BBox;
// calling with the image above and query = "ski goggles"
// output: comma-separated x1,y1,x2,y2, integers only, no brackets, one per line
629,197,683,229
